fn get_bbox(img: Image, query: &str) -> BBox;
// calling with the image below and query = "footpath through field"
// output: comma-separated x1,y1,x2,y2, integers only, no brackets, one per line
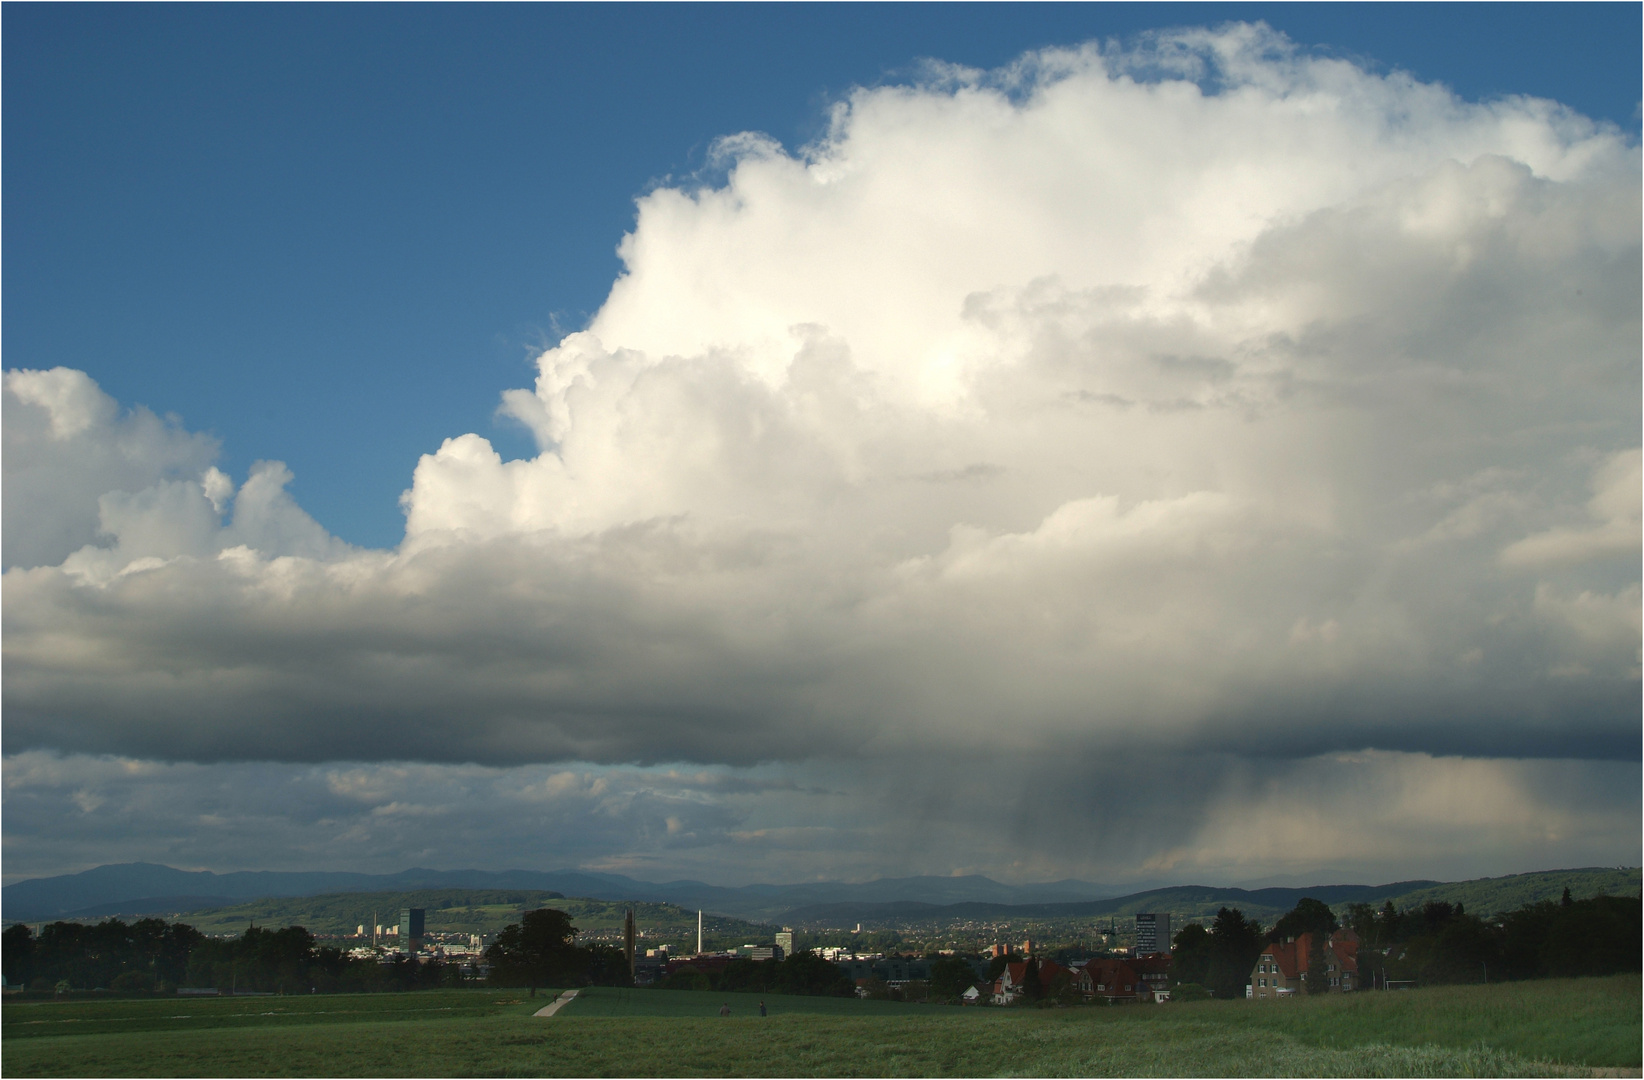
532,989,577,1017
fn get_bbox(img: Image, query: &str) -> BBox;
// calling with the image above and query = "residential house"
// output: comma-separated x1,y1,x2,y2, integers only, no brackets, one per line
1074,958,1144,1003
1129,953,1173,1002
991,958,1067,1004
1248,929,1359,999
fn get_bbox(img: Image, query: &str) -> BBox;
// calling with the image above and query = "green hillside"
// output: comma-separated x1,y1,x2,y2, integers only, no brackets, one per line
1381,867,1640,916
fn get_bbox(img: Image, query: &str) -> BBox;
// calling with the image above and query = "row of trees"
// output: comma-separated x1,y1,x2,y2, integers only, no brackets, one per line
2,919,475,994
1343,892,1640,986
1166,890,1641,999
656,952,856,997
3,918,205,993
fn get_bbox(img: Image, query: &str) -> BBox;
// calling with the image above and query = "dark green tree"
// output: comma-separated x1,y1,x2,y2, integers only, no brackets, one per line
484,908,582,990
1305,932,1330,994
1021,956,1044,1002
928,956,978,1003
3,925,35,988
771,951,853,997
581,943,632,987
1271,897,1339,942
1204,908,1264,1000
1170,923,1211,988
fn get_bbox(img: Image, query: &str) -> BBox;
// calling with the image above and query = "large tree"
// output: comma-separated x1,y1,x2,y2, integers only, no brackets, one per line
928,956,979,1004
1170,923,1211,988
1271,897,1339,942
1021,956,1044,1002
484,908,583,990
1204,908,1264,999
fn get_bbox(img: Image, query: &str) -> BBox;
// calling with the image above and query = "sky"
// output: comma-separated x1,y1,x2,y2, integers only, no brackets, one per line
3,5,1640,889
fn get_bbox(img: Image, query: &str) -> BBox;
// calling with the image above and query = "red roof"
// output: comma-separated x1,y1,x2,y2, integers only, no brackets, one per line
1079,958,1141,995
1130,954,1172,976
1257,931,1359,981
1003,959,1065,984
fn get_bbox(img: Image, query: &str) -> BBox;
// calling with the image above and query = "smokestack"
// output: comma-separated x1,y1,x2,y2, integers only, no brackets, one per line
623,909,636,980
697,909,703,956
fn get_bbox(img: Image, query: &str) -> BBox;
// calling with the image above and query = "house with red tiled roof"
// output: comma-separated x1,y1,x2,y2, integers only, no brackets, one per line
991,958,1067,1004
1074,957,1144,1003
1129,953,1173,1002
1248,929,1359,999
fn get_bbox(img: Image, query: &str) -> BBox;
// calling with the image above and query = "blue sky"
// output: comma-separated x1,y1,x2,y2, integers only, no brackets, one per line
7,4,1639,548
3,6,1638,887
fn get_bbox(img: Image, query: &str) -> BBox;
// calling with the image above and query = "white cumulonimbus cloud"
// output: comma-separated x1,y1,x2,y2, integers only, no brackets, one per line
3,25,1638,872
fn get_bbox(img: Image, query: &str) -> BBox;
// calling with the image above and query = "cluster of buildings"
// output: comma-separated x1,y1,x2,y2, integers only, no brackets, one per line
337,909,487,966
963,937,1175,1006
960,913,1364,1006
342,904,1364,1002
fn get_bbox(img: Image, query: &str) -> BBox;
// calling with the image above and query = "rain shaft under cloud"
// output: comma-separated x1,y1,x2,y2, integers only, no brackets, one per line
4,26,1638,883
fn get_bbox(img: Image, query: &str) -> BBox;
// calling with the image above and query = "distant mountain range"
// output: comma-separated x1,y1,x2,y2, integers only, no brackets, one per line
775,869,1641,927
3,862,1634,928
776,883,1448,928
0,863,1119,924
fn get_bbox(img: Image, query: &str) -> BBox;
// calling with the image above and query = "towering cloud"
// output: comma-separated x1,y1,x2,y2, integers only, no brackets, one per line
4,26,1637,881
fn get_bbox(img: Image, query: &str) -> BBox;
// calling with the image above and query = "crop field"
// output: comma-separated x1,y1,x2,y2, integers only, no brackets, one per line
3,975,1637,1077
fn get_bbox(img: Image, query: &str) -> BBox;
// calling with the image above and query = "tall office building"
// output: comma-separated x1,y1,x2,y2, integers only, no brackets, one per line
1134,912,1171,955
400,908,426,953
775,928,794,955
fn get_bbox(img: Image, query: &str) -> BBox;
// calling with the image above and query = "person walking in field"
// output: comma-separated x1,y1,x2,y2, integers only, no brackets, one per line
759,1001,767,1017
719,1003,731,1017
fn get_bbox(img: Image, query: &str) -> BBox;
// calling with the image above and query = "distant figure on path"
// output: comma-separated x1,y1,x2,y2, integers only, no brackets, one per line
759,1001,767,1017
719,1003,731,1017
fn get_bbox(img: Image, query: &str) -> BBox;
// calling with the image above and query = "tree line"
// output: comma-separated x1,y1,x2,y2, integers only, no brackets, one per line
1343,891,1640,986
655,951,857,997
1169,891,1640,999
2,918,477,994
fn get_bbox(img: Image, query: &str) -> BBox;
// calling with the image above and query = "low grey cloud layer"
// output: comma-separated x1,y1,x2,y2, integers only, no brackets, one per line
4,27,1637,883
5,750,1637,887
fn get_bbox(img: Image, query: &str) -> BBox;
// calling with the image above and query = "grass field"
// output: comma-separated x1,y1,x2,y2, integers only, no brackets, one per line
4,976,1637,1077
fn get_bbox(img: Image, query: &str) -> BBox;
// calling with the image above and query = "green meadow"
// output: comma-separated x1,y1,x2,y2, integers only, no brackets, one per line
4,976,1637,1077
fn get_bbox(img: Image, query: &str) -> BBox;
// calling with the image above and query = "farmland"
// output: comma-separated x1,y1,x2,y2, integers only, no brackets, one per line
3,974,1637,1077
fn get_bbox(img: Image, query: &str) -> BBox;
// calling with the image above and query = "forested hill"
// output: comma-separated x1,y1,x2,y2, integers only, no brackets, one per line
776,868,1640,928
1369,868,1642,916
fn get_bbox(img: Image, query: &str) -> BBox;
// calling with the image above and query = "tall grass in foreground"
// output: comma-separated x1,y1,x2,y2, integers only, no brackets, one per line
2,975,1635,1077
1216,976,1641,1068
0,1011,1590,1078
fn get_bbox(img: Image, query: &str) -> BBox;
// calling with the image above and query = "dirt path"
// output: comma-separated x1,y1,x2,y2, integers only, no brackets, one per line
532,989,579,1018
